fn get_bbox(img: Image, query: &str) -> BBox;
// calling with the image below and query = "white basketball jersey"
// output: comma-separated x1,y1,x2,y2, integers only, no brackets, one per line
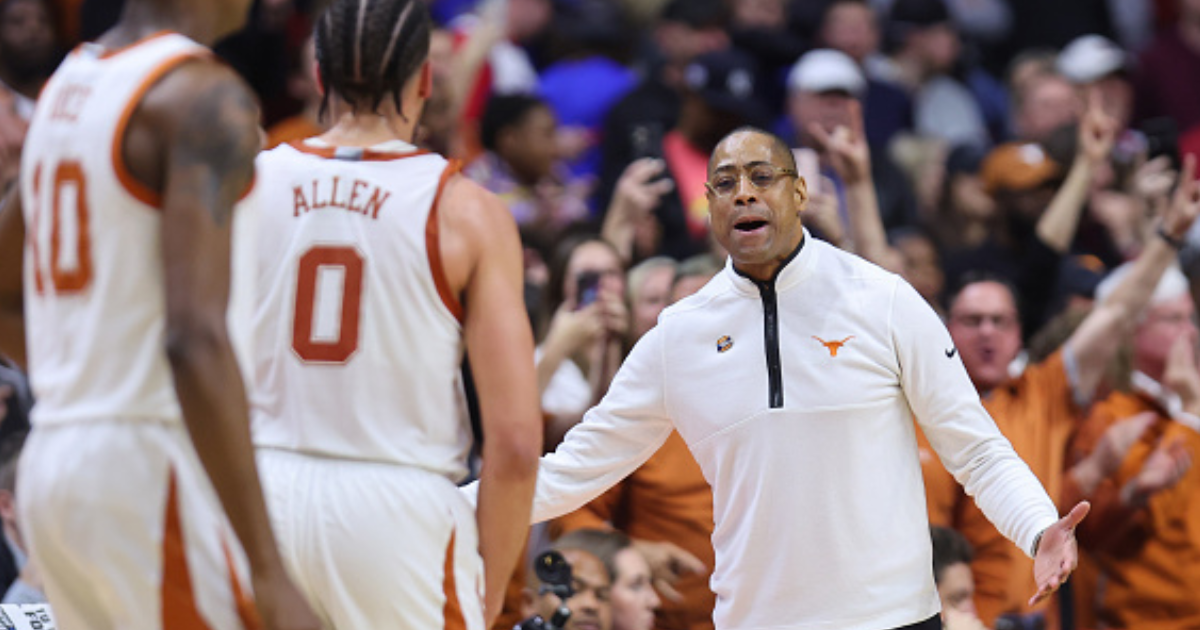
20,33,208,426
246,141,471,481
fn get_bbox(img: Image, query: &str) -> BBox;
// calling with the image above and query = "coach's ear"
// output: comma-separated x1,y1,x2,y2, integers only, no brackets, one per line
418,60,433,99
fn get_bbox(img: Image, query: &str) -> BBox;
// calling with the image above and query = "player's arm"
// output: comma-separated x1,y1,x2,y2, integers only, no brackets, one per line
441,176,542,625
0,185,25,367
146,61,316,630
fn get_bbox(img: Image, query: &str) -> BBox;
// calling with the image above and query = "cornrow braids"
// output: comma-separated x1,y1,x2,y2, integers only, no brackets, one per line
314,0,432,120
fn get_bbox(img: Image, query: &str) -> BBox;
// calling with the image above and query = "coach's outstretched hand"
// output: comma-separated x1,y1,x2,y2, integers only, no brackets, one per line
1028,501,1090,607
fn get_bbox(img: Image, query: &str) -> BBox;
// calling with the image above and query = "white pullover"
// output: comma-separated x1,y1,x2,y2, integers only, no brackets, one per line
518,232,1058,630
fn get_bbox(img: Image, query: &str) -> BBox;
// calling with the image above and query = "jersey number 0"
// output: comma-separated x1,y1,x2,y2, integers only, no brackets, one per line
292,245,365,364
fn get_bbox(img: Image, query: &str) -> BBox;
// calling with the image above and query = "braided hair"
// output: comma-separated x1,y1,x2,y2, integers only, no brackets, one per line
314,0,432,119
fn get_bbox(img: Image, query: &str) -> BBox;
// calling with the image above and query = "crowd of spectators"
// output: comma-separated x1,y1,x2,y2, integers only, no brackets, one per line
2,0,1200,629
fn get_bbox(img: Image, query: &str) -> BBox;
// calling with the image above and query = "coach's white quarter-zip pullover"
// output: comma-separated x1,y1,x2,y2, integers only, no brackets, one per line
518,230,1059,630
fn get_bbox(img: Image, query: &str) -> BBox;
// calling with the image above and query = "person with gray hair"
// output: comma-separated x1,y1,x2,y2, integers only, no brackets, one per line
926,155,1200,626
627,257,678,342
1062,257,1200,629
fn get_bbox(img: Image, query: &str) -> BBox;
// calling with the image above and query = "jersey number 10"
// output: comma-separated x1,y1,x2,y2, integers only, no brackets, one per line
28,161,92,294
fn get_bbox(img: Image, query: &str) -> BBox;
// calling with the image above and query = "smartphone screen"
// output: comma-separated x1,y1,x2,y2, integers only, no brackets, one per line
631,123,664,161
576,271,601,310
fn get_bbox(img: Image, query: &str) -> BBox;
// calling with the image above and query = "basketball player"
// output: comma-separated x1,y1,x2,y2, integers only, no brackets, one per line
243,0,541,628
0,1,319,629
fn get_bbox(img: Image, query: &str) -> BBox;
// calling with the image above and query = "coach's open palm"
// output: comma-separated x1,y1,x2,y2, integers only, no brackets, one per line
1028,501,1090,607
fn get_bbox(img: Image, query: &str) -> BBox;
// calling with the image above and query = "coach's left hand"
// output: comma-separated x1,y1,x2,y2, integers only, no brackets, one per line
1028,501,1090,606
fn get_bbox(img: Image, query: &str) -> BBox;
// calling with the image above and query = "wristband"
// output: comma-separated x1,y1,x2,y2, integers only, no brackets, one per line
1031,528,1046,557
1157,225,1186,250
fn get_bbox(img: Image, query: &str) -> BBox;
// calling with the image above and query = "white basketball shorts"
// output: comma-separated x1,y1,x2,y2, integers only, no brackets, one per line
17,420,258,630
256,448,484,630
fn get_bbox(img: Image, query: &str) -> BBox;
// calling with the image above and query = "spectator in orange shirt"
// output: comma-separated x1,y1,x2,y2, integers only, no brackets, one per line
923,150,1200,628
1062,245,1200,629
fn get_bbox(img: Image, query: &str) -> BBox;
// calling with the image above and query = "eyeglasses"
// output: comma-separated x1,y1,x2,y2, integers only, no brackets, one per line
949,313,1018,331
706,164,798,197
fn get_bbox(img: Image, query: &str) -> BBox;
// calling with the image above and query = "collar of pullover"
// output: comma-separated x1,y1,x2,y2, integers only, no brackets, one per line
726,227,817,297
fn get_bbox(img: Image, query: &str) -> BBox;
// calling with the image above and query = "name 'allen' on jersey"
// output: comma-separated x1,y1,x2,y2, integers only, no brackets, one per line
293,176,392,219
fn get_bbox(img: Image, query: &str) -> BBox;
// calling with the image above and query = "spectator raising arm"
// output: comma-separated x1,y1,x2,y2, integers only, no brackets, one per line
808,100,890,266
1035,90,1119,254
1065,154,1200,401
602,158,674,263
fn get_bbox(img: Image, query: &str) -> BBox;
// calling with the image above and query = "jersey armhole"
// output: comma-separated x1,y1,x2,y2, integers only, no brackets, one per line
426,160,465,323
110,51,209,209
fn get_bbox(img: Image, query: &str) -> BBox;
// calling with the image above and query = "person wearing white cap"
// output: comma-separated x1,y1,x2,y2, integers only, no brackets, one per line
786,49,868,144
1057,34,1134,129
788,48,867,97
785,48,918,238
815,0,915,149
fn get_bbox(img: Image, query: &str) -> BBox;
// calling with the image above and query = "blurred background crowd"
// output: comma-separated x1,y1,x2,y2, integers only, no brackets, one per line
2,0,1200,629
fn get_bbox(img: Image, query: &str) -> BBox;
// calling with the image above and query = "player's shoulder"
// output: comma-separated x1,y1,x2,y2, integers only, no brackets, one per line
137,55,257,138
439,170,515,231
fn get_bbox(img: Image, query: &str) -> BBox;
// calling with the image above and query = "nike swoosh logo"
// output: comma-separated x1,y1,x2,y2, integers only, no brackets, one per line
945,347,957,358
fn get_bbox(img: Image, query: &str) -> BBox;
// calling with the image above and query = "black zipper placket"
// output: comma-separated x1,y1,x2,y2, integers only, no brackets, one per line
756,278,784,408
736,237,804,410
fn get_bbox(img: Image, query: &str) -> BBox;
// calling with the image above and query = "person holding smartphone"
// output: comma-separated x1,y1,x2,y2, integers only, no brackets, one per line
536,236,630,448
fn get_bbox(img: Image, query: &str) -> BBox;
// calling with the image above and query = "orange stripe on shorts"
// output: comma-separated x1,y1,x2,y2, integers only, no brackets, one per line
161,472,213,630
443,530,466,630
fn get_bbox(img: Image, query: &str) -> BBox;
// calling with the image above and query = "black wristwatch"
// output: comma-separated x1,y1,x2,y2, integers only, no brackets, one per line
1157,225,1186,250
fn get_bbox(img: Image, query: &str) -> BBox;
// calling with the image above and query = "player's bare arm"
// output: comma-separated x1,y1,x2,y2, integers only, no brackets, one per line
0,186,25,367
441,174,542,625
132,59,318,630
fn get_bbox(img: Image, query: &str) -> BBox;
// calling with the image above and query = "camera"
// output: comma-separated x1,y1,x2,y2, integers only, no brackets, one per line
514,550,575,630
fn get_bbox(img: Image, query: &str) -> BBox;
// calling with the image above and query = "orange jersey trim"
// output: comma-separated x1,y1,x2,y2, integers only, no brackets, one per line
442,530,466,630
426,161,464,323
285,140,433,162
111,51,208,209
161,472,214,630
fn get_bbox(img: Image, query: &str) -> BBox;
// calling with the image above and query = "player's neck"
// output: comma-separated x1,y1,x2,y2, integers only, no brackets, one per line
317,95,421,148
319,112,417,149
104,3,222,47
